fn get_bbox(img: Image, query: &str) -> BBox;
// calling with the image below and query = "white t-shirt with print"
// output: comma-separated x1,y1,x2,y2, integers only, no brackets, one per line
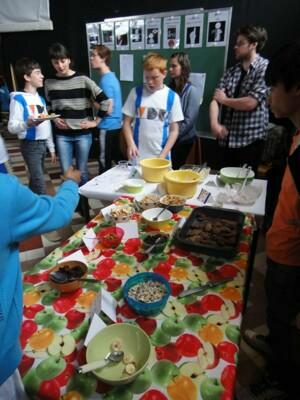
122,85,183,160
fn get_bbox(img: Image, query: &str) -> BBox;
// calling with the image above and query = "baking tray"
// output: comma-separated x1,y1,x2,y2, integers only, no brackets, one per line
174,206,245,258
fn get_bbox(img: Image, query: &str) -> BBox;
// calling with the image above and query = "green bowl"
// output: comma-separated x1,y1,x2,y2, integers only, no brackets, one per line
220,167,254,185
123,178,145,193
86,323,151,385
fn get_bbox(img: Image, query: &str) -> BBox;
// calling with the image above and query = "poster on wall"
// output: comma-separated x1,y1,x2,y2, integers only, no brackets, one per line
206,10,230,47
86,23,101,49
115,20,129,51
120,54,134,81
101,22,115,50
130,19,145,50
163,16,180,49
190,72,206,105
145,18,161,50
184,14,204,48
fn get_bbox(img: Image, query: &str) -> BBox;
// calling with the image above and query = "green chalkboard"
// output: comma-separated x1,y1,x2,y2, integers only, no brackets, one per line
87,7,232,137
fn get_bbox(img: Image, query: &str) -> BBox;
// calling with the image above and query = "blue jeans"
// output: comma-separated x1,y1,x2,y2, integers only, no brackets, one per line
20,140,47,194
56,133,92,185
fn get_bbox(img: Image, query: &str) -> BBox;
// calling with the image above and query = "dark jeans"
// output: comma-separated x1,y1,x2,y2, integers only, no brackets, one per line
265,258,300,395
220,139,264,176
171,139,194,170
99,128,124,173
20,140,47,194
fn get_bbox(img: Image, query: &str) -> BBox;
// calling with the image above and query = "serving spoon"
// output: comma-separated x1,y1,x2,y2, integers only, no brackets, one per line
78,350,124,374
152,205,170,221
50,270,98,284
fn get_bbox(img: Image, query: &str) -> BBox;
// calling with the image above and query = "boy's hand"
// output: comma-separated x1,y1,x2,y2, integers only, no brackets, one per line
80,120,98,129
55,117,69,130
50,152,56,164
127,143,139,160
159,151,167,159
27,116,43,127
64,166,81,184
213,89,228,105
211,122,228,139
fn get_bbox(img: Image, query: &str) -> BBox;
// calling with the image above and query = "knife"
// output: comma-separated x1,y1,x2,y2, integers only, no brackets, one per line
178,277,233,298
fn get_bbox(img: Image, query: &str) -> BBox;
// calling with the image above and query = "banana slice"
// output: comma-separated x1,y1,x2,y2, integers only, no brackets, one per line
110,338,123,351
123,353,135,364
125,363,136,375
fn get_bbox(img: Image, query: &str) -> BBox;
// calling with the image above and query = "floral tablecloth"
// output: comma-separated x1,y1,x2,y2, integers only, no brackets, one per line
20,197,254,400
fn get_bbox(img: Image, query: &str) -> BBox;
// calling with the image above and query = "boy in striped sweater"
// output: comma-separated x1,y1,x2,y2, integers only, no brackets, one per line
45,42,111,186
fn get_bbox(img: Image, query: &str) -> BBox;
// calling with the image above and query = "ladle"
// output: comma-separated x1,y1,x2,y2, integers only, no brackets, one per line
50,270,98,284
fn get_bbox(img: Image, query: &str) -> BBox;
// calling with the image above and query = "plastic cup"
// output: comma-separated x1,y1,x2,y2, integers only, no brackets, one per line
118,160,128,169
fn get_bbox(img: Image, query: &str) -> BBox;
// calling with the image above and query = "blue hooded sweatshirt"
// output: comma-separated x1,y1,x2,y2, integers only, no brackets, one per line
0,174,78,384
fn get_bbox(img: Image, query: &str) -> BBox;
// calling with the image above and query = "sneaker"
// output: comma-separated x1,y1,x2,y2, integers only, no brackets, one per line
237,375,288,400
243,329,271,357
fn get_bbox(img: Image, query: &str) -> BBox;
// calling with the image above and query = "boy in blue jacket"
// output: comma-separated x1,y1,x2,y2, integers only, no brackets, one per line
0,166,80,398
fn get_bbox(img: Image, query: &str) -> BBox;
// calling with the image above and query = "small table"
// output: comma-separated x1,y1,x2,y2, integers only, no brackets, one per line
80,166,267,216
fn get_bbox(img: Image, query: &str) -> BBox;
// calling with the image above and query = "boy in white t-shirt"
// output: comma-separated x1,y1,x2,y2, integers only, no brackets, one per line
8,58,56,195
122,53,184,161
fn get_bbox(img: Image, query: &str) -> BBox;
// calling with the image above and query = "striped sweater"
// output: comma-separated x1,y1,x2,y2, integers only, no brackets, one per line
44,72,109,134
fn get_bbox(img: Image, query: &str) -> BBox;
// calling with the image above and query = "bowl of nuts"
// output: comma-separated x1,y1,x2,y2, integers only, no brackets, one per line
110,205,134,223
123,272,170,316
159,194,186,213
135,193,160,210
86,323,151,385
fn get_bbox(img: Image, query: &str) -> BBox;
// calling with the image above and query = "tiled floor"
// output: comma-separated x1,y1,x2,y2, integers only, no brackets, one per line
1,127,281,399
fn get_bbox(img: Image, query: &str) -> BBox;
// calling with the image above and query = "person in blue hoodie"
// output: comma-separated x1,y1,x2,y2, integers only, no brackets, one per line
0,166,80,398
90,45,124,173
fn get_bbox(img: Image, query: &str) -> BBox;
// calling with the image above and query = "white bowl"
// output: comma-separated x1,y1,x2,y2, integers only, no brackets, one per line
141,207,173,228
135,193,160,210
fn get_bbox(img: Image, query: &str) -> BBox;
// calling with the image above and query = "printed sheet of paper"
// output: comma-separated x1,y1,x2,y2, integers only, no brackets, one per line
58,250,87,266
84,314,106,346
115,20,129,51
206,10,230,47
116,220,139,242
120,54,133,81
190,72,206,105
82,228,97,252
163,16,180,49
130,19,145,50
145,17,161,50
101,21,115,50
184,14,204,48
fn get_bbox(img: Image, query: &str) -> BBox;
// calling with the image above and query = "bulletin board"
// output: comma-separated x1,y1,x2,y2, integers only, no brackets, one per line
86,7,232,137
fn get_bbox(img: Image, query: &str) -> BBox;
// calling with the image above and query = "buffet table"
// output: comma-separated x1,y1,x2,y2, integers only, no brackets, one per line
79,166,267,216
20,196,255,400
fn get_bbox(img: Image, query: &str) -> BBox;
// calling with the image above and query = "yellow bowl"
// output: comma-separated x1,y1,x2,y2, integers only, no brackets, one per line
164,170,202,198
140,158,171,183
